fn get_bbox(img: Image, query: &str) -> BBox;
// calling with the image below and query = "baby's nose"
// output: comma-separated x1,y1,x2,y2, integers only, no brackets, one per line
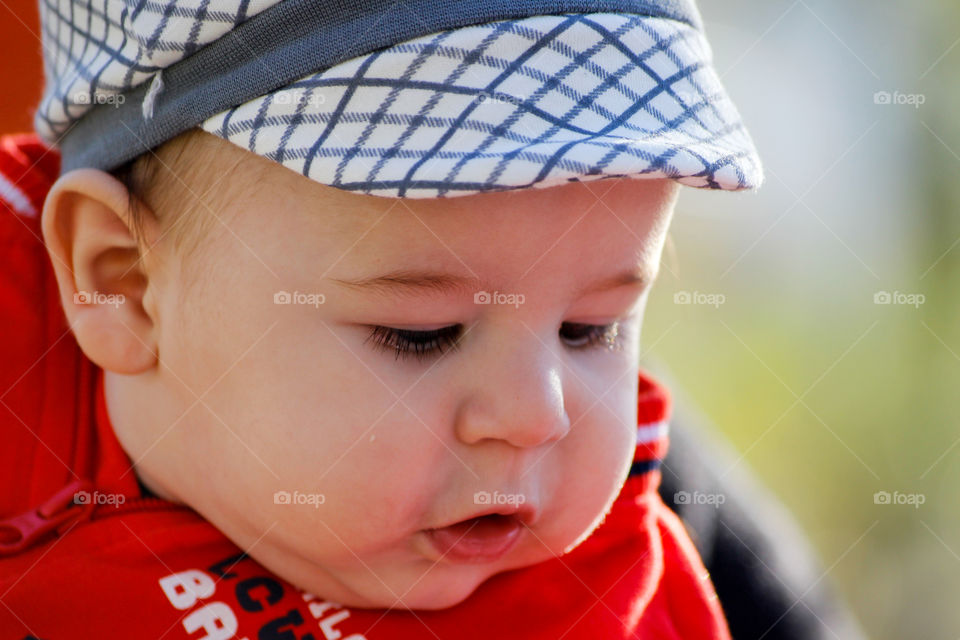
453,341,571,449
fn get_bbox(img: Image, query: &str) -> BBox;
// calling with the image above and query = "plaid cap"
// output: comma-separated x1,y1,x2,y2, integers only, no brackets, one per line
36,0,763,198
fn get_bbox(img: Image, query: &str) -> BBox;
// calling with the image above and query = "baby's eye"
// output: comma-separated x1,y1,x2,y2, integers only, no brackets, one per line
365,321,623,362
365,325,463,362
560,322,622,350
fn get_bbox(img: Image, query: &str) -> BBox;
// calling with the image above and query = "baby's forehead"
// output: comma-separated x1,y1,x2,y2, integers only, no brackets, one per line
149,130,672,282
269,175,673,238
309,201,666,295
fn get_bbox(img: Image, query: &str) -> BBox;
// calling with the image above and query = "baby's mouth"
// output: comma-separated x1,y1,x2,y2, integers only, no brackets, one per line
423,513,526,564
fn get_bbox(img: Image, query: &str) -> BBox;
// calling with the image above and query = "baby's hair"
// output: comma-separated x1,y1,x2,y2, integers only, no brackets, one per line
109,127,232,263
112,149,160,250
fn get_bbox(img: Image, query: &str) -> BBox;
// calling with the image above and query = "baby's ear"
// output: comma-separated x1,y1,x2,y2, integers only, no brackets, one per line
41,168,158,374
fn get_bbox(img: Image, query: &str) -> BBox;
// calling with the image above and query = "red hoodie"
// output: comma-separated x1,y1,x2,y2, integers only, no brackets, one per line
0,133,731,639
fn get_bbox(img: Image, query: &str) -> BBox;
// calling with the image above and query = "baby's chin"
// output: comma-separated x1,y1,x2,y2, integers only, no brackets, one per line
337,569,498,611
298,553,545,612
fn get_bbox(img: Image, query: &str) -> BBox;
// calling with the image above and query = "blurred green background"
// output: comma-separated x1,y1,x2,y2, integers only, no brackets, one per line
640,1,960,637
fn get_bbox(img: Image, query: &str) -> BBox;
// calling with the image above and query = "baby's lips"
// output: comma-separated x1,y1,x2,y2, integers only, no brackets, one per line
423,513,526,564
429,499,539,531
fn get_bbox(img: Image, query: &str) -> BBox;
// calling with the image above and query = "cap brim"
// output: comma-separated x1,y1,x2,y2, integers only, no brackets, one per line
201,12,763,198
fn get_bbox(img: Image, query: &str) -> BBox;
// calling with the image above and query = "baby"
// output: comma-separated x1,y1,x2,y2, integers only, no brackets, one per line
0,0,761,637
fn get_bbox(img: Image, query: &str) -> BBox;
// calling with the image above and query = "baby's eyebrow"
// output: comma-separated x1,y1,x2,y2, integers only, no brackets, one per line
330,270,480,299
329,268,653,300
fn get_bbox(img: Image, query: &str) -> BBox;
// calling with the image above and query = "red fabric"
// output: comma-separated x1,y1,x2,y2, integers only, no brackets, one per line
0,133,731,639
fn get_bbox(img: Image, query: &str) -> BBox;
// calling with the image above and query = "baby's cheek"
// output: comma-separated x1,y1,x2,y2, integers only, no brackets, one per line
332,441,435,532
572,407,634,472
553,410,635,519
261,435,415,530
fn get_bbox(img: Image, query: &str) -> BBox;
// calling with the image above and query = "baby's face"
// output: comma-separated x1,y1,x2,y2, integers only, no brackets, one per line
108,138,679,609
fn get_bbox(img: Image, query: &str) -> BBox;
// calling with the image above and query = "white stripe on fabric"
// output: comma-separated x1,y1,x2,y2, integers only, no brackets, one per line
637,420,668,444
0,172,37,217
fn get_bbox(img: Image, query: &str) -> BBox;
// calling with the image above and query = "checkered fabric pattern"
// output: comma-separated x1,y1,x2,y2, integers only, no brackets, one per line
36,2,763,198
35,0,278,142
200,12,761,197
